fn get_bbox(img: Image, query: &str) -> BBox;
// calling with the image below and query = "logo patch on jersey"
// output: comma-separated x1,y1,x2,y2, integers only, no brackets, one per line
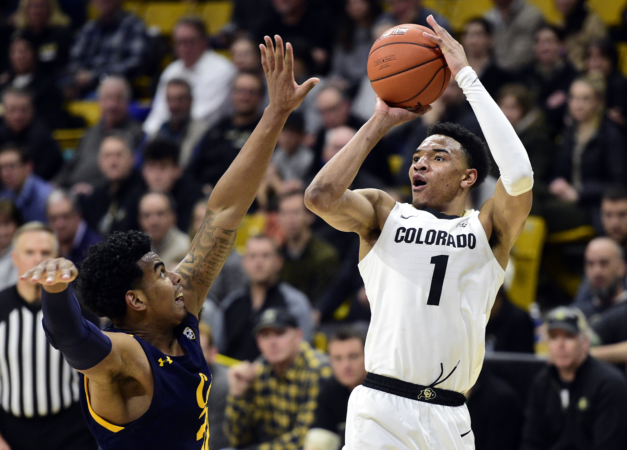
417,388,436,401
578,397,588,411
183,327,196,340
158,356,173,367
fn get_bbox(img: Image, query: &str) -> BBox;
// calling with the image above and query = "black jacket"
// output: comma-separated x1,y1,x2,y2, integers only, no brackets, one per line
521,356,627,450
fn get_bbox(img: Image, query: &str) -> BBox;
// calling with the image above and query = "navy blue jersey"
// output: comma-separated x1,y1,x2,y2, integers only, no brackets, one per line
79,313,212,449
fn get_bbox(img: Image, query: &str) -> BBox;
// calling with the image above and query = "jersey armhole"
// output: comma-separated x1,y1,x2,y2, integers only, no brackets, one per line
359,202,402,266
84,377,125,433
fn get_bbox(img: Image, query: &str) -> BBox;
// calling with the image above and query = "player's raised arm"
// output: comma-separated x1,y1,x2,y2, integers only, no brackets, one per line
424,15,533,268
175,35,318,316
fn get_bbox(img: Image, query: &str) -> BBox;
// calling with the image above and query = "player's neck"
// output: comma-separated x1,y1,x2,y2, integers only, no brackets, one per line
115,321,184,356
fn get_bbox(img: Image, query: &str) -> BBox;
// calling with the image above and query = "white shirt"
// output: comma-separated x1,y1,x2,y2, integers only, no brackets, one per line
143,50,237,135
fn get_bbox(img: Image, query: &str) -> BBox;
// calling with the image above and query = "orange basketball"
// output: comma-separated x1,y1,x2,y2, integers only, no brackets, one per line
367,24,451,109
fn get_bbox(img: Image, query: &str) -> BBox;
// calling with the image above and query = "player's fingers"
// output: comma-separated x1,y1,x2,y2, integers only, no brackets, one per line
45,260,59,283
297,77,320,97
274,35,284,72
28,263,45,283
285,42,294,74
423,32,444,47
264,36,275,71
59,259,77,280
260,44,270,74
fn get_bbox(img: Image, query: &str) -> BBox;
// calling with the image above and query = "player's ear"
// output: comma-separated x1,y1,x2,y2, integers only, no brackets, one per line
461,168,477,190
126,290,147,312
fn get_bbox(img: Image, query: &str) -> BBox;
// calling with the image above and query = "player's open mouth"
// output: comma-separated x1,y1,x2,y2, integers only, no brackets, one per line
175,291,184,305
412,176,427,191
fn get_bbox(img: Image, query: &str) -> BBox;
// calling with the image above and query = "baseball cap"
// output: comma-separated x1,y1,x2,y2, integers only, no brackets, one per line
546,307,587,335
253,308,298,335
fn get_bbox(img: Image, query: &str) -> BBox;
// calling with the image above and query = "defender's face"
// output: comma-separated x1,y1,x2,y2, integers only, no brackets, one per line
408,135,472,210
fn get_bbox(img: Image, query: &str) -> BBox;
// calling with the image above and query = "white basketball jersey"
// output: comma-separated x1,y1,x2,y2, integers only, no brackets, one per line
358,202,505,394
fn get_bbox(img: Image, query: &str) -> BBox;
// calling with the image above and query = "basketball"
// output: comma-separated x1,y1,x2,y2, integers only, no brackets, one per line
367,24,451,109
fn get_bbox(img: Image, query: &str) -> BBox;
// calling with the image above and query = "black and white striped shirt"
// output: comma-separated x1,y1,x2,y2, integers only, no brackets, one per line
0,286,81,418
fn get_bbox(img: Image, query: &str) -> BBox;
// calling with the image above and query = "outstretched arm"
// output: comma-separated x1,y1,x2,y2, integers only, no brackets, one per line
175,36,319,317
424,16,533,268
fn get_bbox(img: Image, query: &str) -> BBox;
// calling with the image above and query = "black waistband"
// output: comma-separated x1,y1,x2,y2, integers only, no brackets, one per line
362,373,466,407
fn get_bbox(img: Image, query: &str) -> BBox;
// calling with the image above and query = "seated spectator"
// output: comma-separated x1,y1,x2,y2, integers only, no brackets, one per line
56,76,143,190
304,327,367,450
0,200,22,291
221,235,312,361
484,0,544,73
600,186,627,252
187,72,265,192
46,189,102,264
554,0,607,72
278,189,339,307
461,17,513,99
225,307,331,449
485,288,535,353
573,238,627,326
141,138,202,233
0,144,52,222
0,34,67,128
138,192,189,271
231,36,264,75
198,323,230,450
79,133,143,235
517,25,579,137
584,38,627,128
153,79,209,169
65,0,146,97
143,18,236,136
521,307,627,450
550,75,625,230
376,0,451,34
271,111,314,182
0,88,62,180
10,0,73,77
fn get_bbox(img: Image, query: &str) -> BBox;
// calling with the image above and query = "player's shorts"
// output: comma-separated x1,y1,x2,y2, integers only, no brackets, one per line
343,384,474,450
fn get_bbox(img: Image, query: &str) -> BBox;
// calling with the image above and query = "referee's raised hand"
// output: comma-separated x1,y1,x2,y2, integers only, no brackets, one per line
20,258,78,293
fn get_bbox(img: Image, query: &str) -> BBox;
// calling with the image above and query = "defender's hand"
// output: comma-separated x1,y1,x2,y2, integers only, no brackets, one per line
373,96,432,129
423,15,469,78
260,35,319,115
20,258,78,293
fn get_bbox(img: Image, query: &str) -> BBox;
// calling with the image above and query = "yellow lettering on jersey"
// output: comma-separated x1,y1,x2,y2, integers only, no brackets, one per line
158,356,173,367
195,373,211,449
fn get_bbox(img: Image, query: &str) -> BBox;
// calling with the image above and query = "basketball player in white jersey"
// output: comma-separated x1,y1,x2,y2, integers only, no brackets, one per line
305,15,533,450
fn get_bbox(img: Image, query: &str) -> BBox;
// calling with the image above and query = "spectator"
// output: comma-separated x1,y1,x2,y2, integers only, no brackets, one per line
141,138,202,233
79,133,143,236
485,288,535,353
143,17,236,136
153,78,209,169
188,72,265,192
517,25,579,136
555,0,607,72
138,192,189,271
278,189,339,307
65,0,146,97
0,223,97,450
198,322,230,450
521,306,627,450
376,0,451,34
221,235,312,361
0,200,22,291
10,0,73,77
231,36,264,75
484,0,544,73
304,327,367,450
600,186,627,252
46,189,102,265
461,17,513,99
0,88,63,181
225,307,331,449
0,144,52,223
56,76,143,190
271,111,314,182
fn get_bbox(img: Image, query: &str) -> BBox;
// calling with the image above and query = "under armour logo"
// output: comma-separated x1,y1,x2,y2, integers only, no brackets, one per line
458,222,468,227
418,388,437,401
159,357,173,367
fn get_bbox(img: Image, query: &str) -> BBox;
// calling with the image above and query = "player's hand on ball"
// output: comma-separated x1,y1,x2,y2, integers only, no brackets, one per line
374,96,432,128
228,361,258,398
20,258,78,293
260,35,319,115
423,15,469,78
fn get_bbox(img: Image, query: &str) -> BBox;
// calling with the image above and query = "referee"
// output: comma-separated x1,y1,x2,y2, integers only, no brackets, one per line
0,223,96,450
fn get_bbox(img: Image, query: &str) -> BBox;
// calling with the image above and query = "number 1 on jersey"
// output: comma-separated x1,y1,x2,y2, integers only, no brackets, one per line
427,255,449,306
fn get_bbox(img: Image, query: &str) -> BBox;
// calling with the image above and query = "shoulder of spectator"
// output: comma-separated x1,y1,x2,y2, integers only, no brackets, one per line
220,287,250,312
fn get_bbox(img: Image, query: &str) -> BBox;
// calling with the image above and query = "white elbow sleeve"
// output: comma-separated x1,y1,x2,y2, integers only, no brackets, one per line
455,67,534,196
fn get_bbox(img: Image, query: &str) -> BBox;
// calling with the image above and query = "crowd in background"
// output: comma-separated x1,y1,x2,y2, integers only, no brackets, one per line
1,0,627,449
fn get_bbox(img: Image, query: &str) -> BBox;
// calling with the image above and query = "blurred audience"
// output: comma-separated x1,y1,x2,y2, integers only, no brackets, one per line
143,17,236,136
271,111,314,182
377,0,451,34
225,307,331,449
485,288,535,353
0,200,22,291
600,186,627,252
230,36,264,75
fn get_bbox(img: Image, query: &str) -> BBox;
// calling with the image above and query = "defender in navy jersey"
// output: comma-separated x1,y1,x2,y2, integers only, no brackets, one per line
306,16,533,450
21,35,319,450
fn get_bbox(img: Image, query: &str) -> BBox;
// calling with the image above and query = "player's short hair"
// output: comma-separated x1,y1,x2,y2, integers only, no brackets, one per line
77,231,152,319
602,185,627,203
426,122,491,190
328,326,366,348
143,138,180,166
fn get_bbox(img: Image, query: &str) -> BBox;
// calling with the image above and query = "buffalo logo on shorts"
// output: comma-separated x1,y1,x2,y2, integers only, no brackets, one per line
418,388,437,401
183,327,196,340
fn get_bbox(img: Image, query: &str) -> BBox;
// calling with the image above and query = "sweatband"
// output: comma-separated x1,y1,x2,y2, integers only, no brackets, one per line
42,287,112,371
456,66,534,196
